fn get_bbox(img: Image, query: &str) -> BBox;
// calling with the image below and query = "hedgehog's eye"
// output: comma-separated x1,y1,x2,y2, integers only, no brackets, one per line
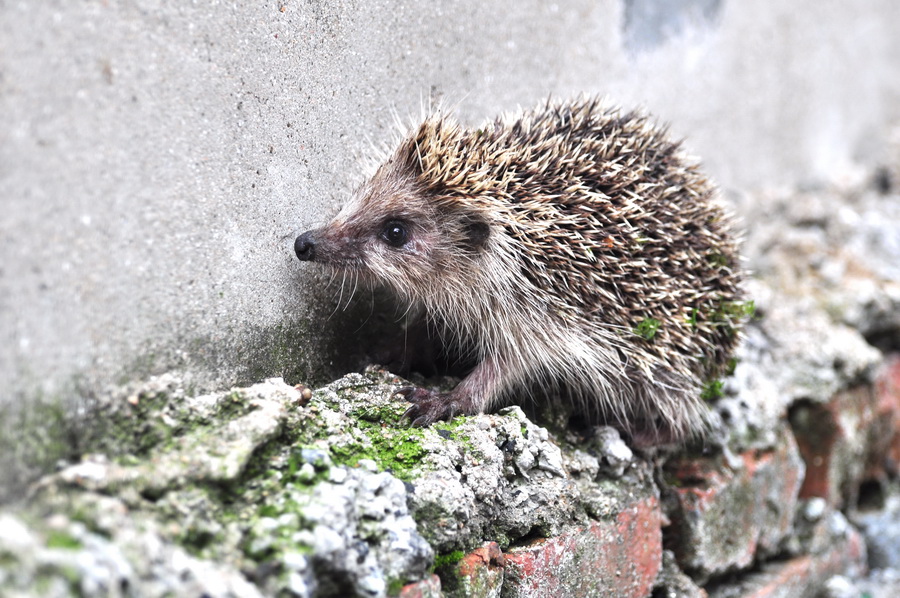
380,220,409,248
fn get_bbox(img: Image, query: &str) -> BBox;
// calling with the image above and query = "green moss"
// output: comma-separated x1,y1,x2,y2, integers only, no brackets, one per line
707,252,730,268
387,577,407,596
35,565,81,594
429,549,468,594
701,379,725,401
81,387,179,459
685,296,756,339
257,504,280,518
239,481,318,560
0,392,79,502
685,307,700,329
282,446,334,485
633,318,661,341
710,298,756,332
352,401,408,425
330,424,428,481
178,526,217,554
45,530,82,550
725,357,739,376
215,391,254,420
64,503,111,539
432,417,475,451
435,416,469,432
432,549,465,570
718,299,756,320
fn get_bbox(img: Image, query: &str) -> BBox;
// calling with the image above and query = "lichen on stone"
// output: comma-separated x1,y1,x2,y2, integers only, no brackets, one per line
0,366,667,597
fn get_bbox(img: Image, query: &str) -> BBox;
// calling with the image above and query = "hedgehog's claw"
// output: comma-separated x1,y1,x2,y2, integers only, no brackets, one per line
396,386,460,427
394,386,420,400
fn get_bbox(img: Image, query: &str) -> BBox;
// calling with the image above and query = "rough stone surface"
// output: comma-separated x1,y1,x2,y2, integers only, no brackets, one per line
718,158,900,596
653,550,708,598
739,181,892,412
0,370,669,597
0,509,266,598
403,404,581,553
662,427,805,581
787,357,900,514
707,508,866,598
714,321,787,453
1,375,437,597
821,569,900,598
855,494,900,570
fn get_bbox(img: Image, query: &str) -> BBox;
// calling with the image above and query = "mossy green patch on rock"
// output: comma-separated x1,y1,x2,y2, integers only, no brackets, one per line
331,423,428,481
45,530,83,550
12,373,439,596
0,369,676,597
432,549,465,570
0,391,80,504
255,370,439,483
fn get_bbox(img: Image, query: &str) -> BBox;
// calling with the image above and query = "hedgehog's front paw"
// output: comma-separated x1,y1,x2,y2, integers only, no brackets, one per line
396,386,467,427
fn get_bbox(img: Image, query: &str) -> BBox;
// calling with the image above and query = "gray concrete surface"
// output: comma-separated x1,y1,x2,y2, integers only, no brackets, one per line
1,1,898,432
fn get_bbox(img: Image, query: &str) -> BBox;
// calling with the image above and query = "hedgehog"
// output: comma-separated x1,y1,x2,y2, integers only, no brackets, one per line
294,96,745,444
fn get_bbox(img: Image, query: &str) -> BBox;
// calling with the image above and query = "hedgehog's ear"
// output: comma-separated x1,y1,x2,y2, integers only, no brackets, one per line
461,215,490,251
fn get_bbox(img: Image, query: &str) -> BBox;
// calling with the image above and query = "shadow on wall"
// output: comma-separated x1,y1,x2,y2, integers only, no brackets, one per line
187,280,410,392
0,270,407,504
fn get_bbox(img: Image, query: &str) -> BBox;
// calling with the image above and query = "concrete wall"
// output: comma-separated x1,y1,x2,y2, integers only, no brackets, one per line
1,0,899,413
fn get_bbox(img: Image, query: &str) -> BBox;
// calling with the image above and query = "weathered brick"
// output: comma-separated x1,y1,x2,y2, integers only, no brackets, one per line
790,356,900,509
869,354,900,479
442,541,505,598
706,514,866,598
502,494,662,598
790,386,875,508
400,573,442,598
663,428,805,580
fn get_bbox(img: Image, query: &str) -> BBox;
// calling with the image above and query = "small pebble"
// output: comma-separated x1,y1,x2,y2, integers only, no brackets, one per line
294,384,313,405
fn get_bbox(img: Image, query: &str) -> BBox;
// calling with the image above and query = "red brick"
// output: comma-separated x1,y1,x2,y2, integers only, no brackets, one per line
869,354,900,478
706,519,866,598
791,386,875,508
791,356,900,504
399,573,442,598
663,429,805,580
502,495,662,598
442,542,505,597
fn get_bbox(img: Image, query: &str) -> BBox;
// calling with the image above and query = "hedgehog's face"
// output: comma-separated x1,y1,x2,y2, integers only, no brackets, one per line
294,161,491,303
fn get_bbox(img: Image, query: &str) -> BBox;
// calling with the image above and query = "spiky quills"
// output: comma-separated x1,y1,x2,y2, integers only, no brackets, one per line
331,96,744,441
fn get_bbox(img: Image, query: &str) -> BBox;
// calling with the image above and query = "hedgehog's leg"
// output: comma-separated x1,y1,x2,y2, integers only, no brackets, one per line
398,356,503,426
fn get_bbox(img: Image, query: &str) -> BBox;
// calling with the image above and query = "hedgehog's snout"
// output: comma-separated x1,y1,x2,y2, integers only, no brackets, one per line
294,230,317,261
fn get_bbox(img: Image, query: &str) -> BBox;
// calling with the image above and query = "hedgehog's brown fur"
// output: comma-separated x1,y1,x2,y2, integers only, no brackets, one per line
295,96,745,444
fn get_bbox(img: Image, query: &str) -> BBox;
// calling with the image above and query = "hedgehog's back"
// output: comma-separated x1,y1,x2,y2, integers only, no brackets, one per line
484,98,745,380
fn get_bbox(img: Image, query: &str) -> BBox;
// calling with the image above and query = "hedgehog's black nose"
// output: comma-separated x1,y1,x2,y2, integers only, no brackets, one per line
294,231,316,261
